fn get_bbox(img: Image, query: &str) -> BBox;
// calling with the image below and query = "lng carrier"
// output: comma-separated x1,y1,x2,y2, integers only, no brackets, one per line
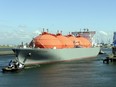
12,29,100,66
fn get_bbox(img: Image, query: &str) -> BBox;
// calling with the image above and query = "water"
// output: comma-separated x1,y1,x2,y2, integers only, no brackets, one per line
0,48,12,51
0,48,116,87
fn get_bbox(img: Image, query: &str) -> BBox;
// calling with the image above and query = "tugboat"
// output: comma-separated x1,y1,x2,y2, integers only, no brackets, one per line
99,49,105,54
2,60,24,72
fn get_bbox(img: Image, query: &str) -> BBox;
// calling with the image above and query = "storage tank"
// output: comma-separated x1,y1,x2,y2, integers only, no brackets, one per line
34,32,62,48
56,33,74,48
66,34,79,46
76,36,92,48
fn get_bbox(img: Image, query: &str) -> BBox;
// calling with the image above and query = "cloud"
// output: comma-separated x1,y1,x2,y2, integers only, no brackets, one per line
0,24,42,45
18,25,27,29
99,31,108,36
94,31,113,44
0,28,42,45
0,27,113,45
33,30,41,35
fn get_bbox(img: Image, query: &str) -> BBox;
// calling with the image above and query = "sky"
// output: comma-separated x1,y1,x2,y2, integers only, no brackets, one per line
0,0,116,45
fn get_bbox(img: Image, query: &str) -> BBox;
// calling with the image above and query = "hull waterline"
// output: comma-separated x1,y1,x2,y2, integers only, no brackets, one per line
12,47,100,66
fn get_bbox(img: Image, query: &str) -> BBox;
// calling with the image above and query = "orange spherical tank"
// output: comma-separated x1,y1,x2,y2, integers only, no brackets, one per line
56,33,74,48
66,34,76,41
66,34,79,46
76,36,92,48
34,32,63,48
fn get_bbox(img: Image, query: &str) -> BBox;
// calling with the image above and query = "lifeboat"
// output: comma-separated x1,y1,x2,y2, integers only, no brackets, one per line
56,33,74,48
34,32,62,48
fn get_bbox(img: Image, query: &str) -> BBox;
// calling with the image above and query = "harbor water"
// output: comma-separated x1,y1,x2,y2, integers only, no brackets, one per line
0,48,116,87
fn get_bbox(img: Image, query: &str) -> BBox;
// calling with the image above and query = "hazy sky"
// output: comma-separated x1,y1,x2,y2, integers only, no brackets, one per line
0,0,115,45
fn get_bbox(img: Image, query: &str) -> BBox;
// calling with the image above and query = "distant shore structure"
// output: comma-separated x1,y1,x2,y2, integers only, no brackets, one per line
113,32,116,47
